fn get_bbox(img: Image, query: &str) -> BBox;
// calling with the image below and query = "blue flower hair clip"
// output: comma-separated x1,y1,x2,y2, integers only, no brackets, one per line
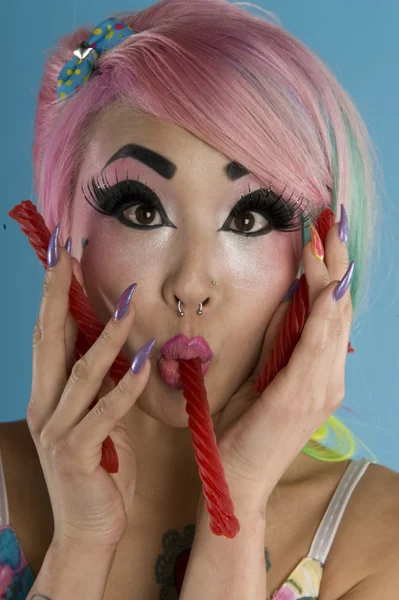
56,17,136,101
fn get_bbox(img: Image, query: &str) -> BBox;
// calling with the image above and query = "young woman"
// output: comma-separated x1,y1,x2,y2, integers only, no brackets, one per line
1,1,398,599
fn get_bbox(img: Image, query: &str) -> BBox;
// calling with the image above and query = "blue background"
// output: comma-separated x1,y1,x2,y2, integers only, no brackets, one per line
1,1,398,472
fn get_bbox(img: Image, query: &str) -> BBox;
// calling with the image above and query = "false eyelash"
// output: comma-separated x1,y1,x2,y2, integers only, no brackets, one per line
231,185,316,233
81,169,150,215
81,169,317,234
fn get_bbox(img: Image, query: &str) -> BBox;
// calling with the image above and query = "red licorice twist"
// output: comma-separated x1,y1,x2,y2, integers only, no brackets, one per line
178,357,240,538
176,207,354,539
8,200,131,473
9,200,354,538
252,207,354,395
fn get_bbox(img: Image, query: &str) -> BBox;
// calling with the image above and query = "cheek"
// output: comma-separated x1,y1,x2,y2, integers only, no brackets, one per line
79,216,168,320
87,221,158,280
228,233,301,371
78,206,301,321
218,231,300,299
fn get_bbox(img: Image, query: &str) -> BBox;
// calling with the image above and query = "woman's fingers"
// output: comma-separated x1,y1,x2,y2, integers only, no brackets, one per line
65,310,79,376
29,224,153,453
278,225,336,402
323,218,354,398
278,218,352,411
30,239,73,433
324,220,353,329
305,217,352,315
288,281,342,391
64,257,85,374
302,224,332,310
65,354,152,461
324,212,350,287
44,297,144,440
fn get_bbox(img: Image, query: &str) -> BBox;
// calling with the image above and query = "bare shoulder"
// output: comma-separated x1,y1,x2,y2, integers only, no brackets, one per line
345,459,399,549
357,461,399,519
0,419,53,576
359,461,399,546
322,459,399,597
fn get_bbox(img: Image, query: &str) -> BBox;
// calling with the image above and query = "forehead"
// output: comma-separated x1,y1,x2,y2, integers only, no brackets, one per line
87,103,225,163
82,102,253,185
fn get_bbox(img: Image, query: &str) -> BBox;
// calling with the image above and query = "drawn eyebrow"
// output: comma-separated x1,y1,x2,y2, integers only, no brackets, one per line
101,143,251,181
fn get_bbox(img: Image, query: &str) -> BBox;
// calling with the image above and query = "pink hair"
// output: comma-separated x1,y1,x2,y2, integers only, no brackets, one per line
33,0,381,321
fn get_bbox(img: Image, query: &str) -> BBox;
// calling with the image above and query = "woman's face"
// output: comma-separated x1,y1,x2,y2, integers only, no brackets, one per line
69,105,302,427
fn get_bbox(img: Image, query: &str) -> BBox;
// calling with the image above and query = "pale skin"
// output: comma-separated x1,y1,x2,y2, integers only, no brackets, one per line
64,103,321,524
2,102,398,599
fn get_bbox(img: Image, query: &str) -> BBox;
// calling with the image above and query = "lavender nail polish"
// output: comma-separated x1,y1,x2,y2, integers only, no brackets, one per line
333,260,354,302
65,236,72,256
131,338,156,374
47,222,61,267
283,278,300,302
338,203,348,245
114,283,138,320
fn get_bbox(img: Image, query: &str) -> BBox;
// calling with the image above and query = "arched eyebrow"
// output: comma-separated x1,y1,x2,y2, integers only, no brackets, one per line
101,143,251,182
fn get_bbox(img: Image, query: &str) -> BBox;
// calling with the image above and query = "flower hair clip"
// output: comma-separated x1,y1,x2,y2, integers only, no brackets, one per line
57,17,136,101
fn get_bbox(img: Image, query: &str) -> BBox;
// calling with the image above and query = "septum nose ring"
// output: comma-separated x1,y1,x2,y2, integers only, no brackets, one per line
177,300,203,316
177,280,217,316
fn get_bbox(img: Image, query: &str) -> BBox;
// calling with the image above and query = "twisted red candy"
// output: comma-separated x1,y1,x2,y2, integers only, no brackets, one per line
9,201,353,537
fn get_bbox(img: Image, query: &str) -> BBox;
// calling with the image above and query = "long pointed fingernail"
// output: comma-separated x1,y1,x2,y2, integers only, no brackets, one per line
333,261,355,302
131,338,156,374
310,223,324,261
282,278,300,302
338,204,348,245
47,222,61,267
114,283,138,321
65,236,72,256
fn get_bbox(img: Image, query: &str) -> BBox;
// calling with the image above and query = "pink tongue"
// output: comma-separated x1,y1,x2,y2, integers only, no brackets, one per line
158,356,184,388
160,357,180,373
158,356,209,389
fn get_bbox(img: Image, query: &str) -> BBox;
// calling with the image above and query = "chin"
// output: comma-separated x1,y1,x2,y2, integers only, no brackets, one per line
136,381,190,428
134,369,222,429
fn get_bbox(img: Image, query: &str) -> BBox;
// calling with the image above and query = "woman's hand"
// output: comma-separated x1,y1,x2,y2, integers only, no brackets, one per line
213,218,353,511
27,225,155,549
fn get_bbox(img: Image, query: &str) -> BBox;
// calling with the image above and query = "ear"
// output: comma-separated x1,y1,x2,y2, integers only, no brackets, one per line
71,257,88,297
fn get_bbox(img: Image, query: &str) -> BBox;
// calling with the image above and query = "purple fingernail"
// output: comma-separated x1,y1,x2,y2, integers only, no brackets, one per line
131,338,156,374
47,222,61,267
65,236,72,256
333,260,354,302
338,203,348,245
113,283,137,320
282,278,300,302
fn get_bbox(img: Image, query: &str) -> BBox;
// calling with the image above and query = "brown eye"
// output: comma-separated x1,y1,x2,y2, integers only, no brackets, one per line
231,210,268,234
123,204,163,226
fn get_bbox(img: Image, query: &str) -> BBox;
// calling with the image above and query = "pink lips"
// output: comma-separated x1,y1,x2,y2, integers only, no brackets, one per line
158,334,213,389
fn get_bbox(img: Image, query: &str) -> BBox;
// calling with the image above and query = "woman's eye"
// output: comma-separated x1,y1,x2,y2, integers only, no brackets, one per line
122,202,269,235
123,203,164,227
85,176,308,236
229,210,269,235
